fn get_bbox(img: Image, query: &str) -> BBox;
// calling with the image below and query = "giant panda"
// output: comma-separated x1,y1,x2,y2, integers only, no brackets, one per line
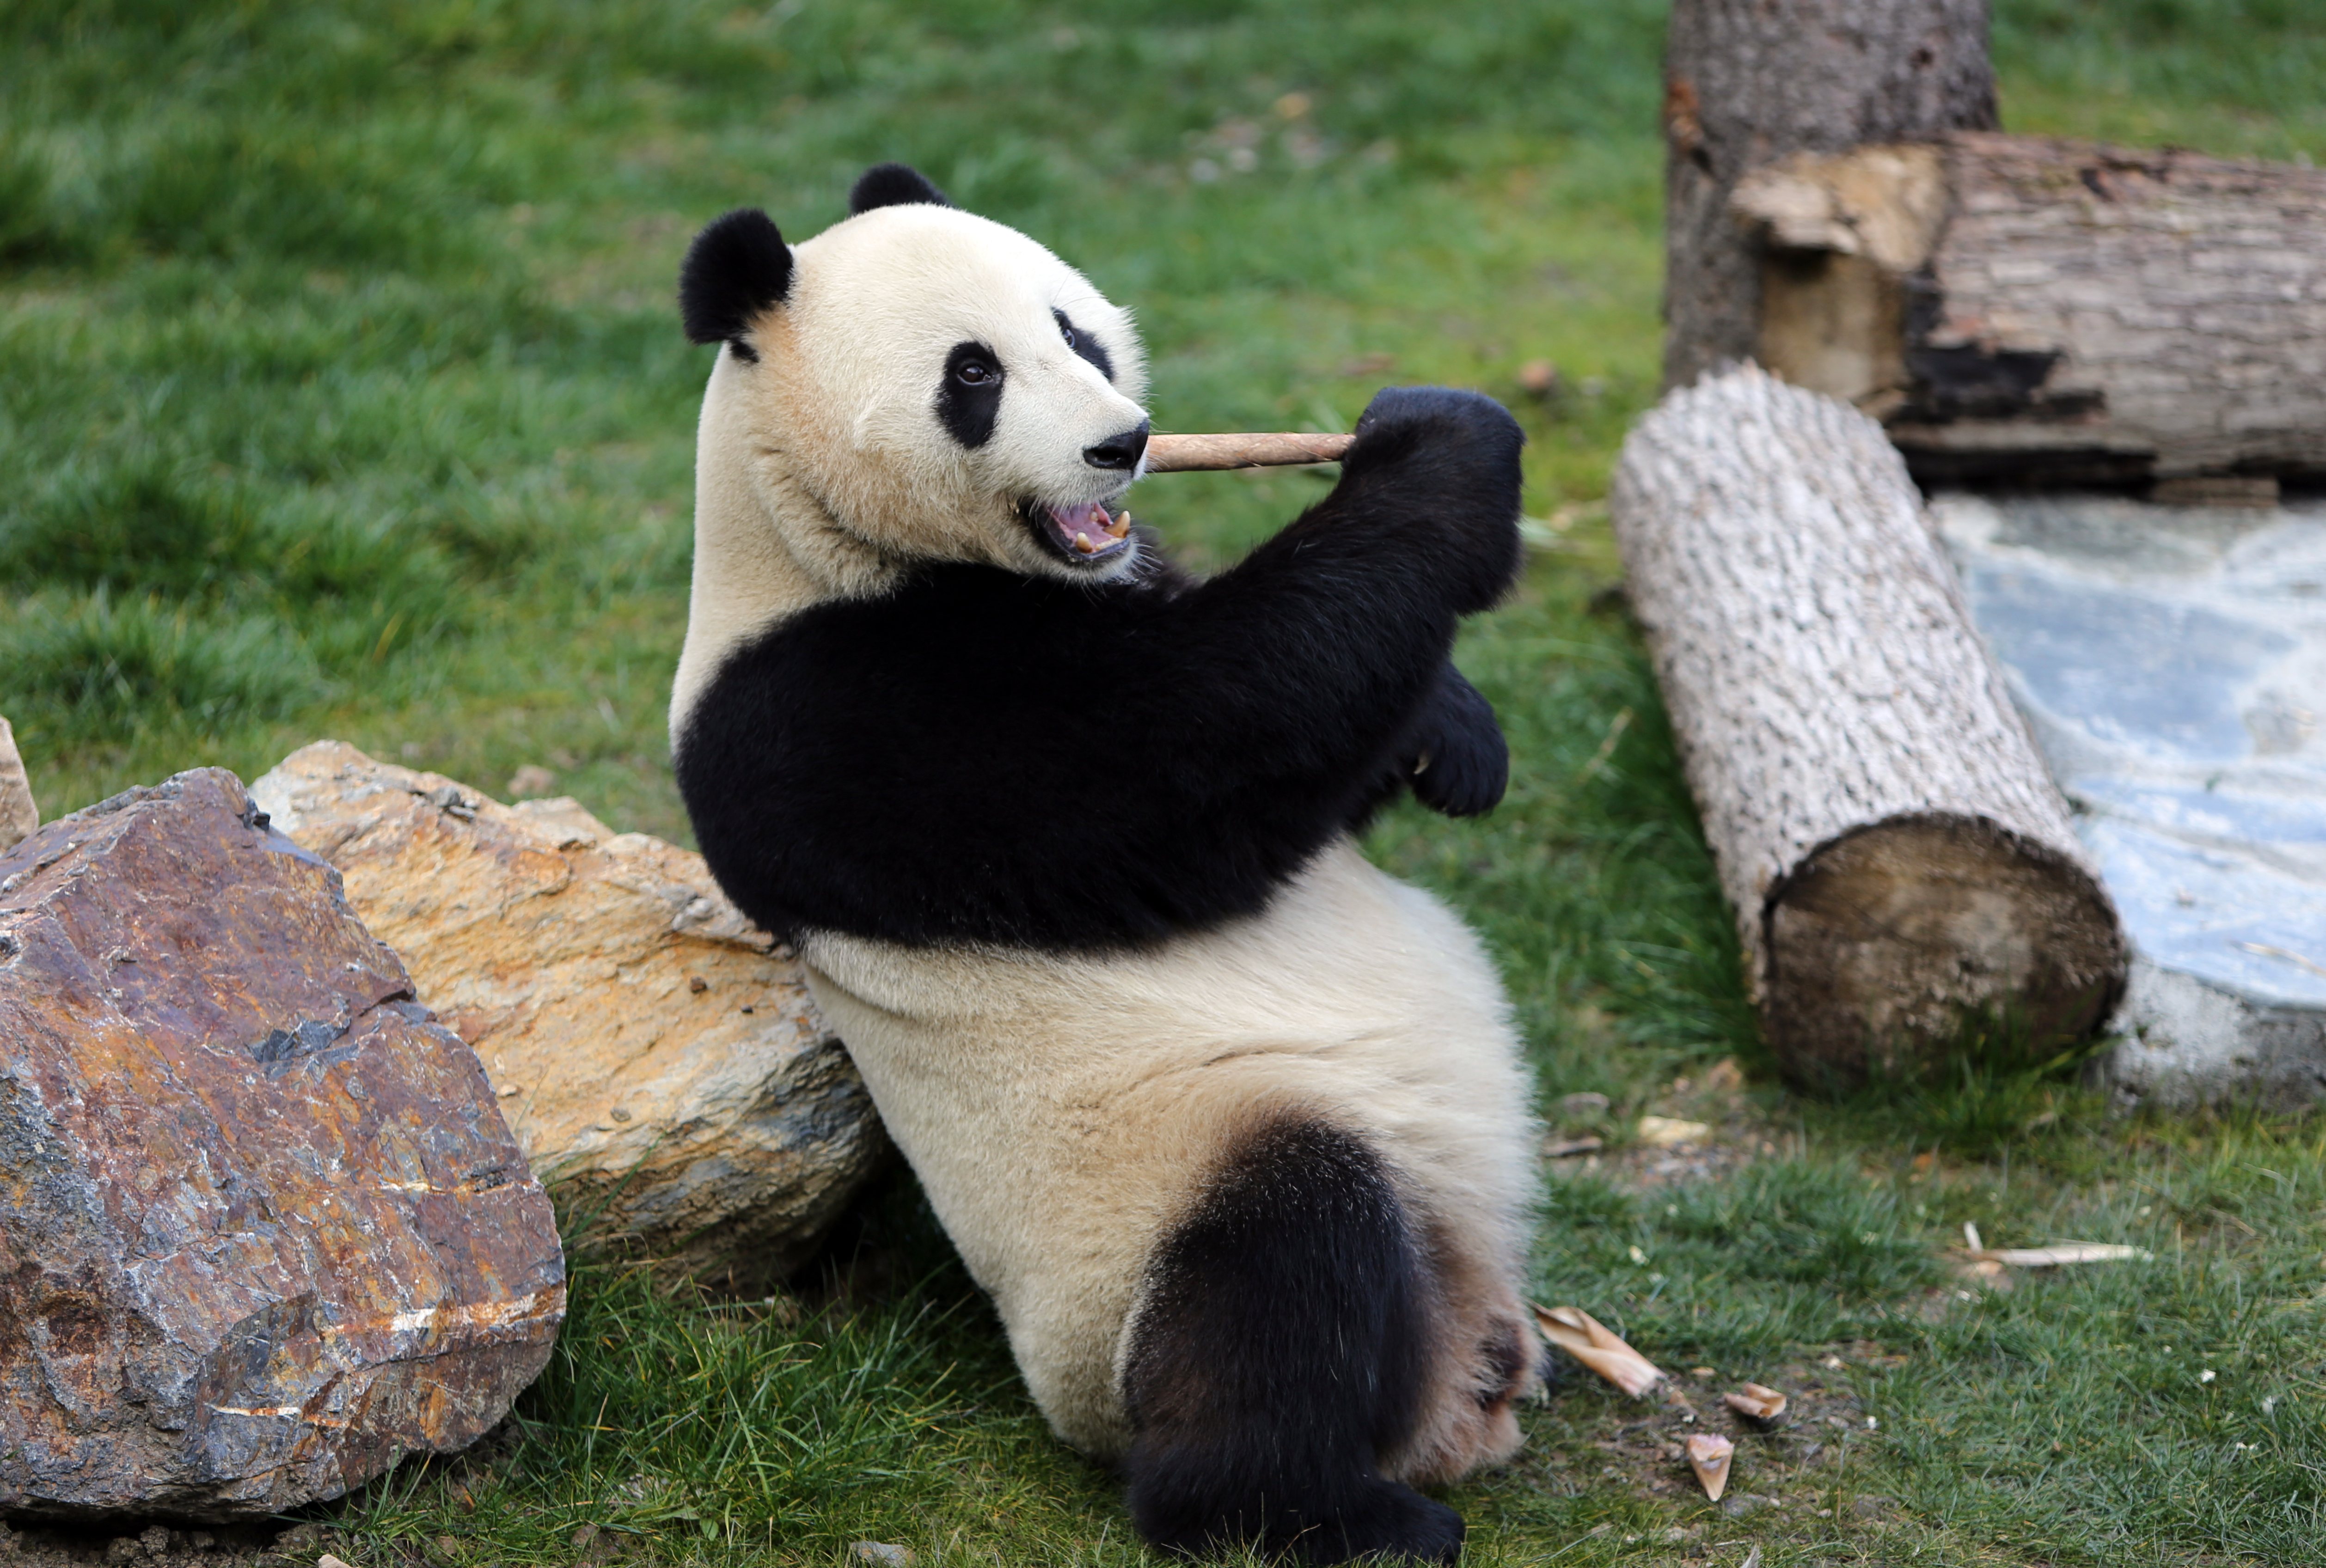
667,163,1543,1565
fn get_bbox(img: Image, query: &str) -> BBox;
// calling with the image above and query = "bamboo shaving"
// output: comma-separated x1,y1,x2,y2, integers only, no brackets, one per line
1963,1222,2151,1267
1530,1304,1665,1398
1685,1432,1734,1501
1723,1381,1787,1422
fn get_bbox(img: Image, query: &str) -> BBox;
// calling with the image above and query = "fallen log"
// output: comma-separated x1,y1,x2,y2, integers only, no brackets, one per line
1732,132,2326,487
1610,366,2126,1089
1143,431,1352,471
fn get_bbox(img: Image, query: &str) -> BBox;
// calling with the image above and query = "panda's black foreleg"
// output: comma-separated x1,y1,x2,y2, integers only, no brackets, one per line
1405,662,1508,819
1120,1117,1461,1566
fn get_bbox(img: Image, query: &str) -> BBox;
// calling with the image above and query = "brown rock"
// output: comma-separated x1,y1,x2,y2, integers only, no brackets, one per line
0,769,564,1521
0,718,35,854
249,743,885,1293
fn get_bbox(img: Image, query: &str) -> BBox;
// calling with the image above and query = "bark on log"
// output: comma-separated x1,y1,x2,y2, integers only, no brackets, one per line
1733,133,2326,486
1143,432,1353,471
1610,366,2126,1087
1662,0,1997,390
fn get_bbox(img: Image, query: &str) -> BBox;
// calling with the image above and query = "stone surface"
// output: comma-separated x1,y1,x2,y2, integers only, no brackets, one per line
0,718,35,854
1934,493,2326,1103
0,769,564,1521
249,743,885,1293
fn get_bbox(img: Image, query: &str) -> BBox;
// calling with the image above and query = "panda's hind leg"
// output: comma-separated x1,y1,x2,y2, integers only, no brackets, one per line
1120,1114,1462,1566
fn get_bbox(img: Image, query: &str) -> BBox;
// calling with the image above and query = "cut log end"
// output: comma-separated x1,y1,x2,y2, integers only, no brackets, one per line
1762,812,2126,1089
1143,432,1353,472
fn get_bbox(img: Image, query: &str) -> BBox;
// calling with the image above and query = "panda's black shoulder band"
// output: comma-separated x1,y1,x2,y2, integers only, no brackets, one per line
850,163,954,215
679,207,793,354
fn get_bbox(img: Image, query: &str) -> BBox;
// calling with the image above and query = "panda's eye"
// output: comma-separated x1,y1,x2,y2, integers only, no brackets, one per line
955,359,995,385
1059,322,1077,349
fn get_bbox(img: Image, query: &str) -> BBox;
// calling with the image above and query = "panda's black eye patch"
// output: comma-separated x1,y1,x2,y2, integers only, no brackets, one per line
937,340,1004,448
1054,308,1114,382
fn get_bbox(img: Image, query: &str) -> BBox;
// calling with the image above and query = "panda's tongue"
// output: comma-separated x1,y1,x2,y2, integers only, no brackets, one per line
1044,500,1125,555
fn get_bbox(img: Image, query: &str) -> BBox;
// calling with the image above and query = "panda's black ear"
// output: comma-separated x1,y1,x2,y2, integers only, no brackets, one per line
849,163,955,215
679,208,794,355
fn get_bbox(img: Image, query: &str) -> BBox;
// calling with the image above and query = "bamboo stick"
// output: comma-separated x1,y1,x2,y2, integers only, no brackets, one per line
1143,432,1353,471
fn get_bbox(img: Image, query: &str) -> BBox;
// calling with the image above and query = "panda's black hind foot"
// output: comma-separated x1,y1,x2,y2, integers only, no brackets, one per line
1120,1113,1453,1565
1132,1477,1463,1566
1311,1481,1465,1566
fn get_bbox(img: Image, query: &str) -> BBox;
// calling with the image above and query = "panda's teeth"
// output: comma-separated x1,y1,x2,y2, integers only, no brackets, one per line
1106,512,1132,539
1073,531,1098,554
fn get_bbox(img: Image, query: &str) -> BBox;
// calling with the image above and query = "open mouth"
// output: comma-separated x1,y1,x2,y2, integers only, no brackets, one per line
1022,497,1135,563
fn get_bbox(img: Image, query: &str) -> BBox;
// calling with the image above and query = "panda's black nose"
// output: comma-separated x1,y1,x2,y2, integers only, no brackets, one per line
1083,420,1150,471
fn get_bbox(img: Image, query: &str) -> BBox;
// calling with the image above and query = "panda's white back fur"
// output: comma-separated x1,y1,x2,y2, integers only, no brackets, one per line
670,175,1543,1556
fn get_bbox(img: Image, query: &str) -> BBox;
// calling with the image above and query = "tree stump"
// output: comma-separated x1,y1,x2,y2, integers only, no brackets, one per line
1733,133,2326,487
1610,366,2126,1087
1662,0,1997,390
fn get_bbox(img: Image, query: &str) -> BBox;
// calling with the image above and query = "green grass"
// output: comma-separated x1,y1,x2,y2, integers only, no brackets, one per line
6,1,2326,1563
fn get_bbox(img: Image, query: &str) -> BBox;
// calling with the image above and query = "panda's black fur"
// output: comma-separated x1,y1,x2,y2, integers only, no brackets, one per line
675,387,1520,953
669,169,1537,1566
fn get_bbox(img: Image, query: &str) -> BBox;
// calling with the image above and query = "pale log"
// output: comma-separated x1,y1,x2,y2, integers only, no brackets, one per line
1144,431,1352,471
1610,366,2125,1087
1734,133,2326,486
0,717,34,854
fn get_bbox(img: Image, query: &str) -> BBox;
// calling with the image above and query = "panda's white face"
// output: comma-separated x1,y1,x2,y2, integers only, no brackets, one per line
742,204,1151,582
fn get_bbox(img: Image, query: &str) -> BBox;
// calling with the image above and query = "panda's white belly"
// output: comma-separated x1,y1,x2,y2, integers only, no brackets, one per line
797,837,1539,1460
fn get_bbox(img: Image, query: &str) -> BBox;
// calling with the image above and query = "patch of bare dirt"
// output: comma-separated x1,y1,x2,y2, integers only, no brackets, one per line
1528,1348,1904,1529
0,1520,315,1568
1543,1058,1795,1192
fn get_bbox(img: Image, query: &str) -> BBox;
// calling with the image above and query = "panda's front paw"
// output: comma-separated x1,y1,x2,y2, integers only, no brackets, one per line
1341,387,1524,613
1408,664,1508,818
1348,385,1524,470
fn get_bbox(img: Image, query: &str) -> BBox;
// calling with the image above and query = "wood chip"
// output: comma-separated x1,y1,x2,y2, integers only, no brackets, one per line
1686,1432,1734,1501
1637,1115,1711,1147
1542,1135,1604,1159
1143,432,1353,471
1531,1304,1665,1398
1723,1382,1787,1422
319,1556,356,1568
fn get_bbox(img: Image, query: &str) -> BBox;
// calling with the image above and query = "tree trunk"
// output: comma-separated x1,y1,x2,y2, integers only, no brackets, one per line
1610,366,2126,1089
1662,0,1996,390
1733,133,2326,488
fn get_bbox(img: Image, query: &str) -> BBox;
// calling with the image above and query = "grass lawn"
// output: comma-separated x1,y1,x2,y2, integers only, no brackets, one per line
6,1,2326,1563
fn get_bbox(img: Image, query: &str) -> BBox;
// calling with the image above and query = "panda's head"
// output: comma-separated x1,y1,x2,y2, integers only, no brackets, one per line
680,164,1151,586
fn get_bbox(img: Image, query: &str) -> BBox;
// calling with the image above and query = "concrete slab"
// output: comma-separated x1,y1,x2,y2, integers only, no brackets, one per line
1931,492,2326,1106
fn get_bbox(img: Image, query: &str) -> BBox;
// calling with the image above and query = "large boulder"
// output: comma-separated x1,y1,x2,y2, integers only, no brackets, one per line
249,743,885,1293
0,769,564,1521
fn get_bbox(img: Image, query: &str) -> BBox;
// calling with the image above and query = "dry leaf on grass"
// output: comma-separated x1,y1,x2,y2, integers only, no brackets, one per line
1723,1382,1787,1422
1962,1221,2151,1267
1531,1304,1665,1397
1637,1115,1711,1147
1685,1432,1734,1500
